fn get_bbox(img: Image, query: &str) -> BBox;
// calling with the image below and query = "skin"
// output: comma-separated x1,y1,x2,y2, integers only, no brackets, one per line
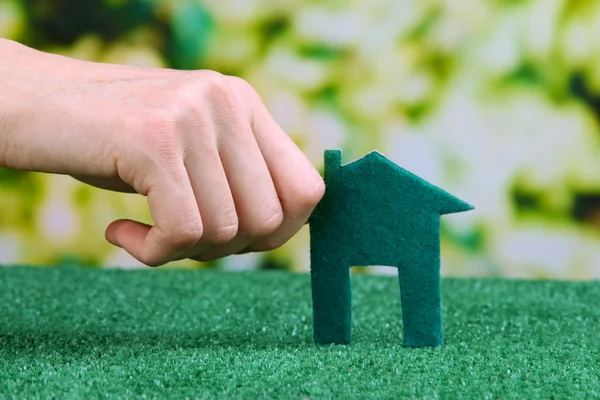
0,38,325,267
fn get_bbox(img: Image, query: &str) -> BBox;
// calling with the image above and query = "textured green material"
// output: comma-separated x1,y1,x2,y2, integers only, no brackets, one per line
1,266,600,399
309,150,473,347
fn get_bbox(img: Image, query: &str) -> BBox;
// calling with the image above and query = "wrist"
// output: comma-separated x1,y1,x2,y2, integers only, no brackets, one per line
0,39,72,171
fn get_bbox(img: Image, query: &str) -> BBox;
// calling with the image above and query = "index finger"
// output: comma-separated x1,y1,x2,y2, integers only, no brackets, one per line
242,84,325,251
107,162,203,266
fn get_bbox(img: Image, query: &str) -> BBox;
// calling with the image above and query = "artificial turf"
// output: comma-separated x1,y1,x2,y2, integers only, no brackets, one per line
0,266,599,399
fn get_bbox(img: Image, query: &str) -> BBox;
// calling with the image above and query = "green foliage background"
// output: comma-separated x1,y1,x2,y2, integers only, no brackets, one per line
2,0,600,278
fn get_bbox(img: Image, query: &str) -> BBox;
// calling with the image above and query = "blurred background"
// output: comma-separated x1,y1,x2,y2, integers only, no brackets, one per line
2,0,600,279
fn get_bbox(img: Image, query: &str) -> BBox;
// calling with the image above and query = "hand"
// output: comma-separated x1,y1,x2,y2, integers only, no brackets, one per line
0,39,325,266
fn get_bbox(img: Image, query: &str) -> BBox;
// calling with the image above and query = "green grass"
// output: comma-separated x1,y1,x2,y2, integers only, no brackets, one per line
1,266,599,399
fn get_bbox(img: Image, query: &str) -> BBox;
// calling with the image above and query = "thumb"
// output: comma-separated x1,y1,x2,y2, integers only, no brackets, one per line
105,218,152,255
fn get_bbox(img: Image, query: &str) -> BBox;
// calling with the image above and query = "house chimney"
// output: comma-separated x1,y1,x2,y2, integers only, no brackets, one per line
324,149,342,184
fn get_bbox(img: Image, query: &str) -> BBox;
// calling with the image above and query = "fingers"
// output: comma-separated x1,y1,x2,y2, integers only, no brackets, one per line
181,128,238,247
106,161,203,266
187,88,283,261
217,94,283,238
239,84,325,253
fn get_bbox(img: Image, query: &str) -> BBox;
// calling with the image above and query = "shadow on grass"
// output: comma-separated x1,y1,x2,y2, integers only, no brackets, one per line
0,325,315,358
0,320,421,358
0,314,425,359
4,276,595,360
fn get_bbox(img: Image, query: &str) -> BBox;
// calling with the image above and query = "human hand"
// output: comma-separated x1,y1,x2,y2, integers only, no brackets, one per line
0,39,325,266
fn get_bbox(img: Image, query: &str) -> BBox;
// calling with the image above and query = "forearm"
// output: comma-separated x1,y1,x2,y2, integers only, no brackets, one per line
0,38,68,170
0,38,29,169
0,39,175,171
0,39,110,172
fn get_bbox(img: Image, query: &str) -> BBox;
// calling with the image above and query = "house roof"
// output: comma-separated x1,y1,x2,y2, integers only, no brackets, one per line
342,150,442,191
329,149,473,215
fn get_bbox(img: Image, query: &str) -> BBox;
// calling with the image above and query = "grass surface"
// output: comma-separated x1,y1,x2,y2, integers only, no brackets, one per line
1,266,599,399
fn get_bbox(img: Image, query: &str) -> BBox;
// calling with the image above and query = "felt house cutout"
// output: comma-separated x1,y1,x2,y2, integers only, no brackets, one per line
309,149,473,347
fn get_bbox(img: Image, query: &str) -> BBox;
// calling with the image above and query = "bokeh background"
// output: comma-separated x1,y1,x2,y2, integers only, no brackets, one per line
2,0,600,279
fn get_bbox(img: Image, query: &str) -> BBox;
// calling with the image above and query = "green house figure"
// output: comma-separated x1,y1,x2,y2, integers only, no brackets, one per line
309,149,473,347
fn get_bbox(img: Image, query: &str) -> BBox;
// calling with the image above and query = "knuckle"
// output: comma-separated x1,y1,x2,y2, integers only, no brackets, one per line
140,80,205,138
230,76,262,109
207,214,239,245
259,200,285,234
286,172,326,214
139,222,203,268
243,198,284,237
213,224,238,244
230,76,255,96
170,79,204,115
205,72,235,102
169,221,204,249
205,73,251,116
